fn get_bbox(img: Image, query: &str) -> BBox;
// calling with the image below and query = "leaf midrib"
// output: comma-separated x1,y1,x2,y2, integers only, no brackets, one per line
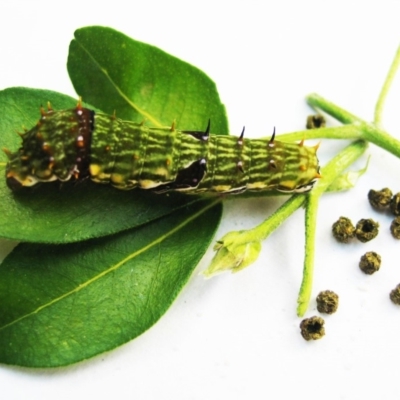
74,38,163,127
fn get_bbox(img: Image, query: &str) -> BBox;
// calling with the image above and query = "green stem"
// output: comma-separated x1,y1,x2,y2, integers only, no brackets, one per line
297,47,400,315
306,93,363,124
277,125,362,142
296,140,368,316
231,195,307,244
305,94,400,159
361,123,400,159
375,45,400,125
297,194,318,317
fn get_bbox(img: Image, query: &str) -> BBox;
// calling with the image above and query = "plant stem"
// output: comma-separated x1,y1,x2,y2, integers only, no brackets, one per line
277,125,362,142
231,195,307,245
361,123,400,159
297,194,318,317
306,93,363,124
306,94,400,159
297,48,400,315
375,45,400,126
296,140,368,316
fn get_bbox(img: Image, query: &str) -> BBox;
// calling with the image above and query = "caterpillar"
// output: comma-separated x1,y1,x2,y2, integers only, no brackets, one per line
4,101,320,194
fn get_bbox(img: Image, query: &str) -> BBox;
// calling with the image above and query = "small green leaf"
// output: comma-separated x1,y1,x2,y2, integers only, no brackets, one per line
0,200,222,368
0,88,203,243
327,156,370,192
68,26,228,134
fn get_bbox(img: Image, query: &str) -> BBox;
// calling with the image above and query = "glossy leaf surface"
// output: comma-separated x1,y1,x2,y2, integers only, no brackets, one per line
0,27,227,367
68,26,228,133
0,199,222,367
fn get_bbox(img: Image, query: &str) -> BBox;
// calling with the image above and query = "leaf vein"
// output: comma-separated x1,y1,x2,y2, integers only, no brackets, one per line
75,39,163,127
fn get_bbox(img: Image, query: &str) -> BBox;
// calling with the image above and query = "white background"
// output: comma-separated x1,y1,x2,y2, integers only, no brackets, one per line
1,1,400,399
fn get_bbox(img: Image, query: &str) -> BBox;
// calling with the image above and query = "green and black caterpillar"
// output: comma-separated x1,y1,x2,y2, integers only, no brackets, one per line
4,101,321,194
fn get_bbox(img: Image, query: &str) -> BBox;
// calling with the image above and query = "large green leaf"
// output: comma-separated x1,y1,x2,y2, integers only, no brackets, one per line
0,200,222,367
0,88,203,243
0,27,229,243
0,27,228,367
68,26,228,133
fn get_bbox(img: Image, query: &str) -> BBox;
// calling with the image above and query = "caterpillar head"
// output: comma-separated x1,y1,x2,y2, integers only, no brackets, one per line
4,125,59,191
4,105,93,191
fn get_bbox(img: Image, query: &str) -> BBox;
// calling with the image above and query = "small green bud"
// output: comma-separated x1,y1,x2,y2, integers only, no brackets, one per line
203,231,261,277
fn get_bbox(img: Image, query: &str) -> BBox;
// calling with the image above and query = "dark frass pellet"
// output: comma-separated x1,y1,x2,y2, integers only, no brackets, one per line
390,216,400,239
300,316,325,341
390,193,400,216
359,251,381,275
389,284,400,305
368,188,392,210
355,218,379,243
316,290,339,314
332,217,355,243
306,114,326,129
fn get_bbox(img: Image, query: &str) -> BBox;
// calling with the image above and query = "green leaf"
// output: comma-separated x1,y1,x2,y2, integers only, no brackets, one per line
0,29,228,243
0,28,228,367
327,156,370,192
0,88,203,243
67,26,228,133
0,199,222,368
